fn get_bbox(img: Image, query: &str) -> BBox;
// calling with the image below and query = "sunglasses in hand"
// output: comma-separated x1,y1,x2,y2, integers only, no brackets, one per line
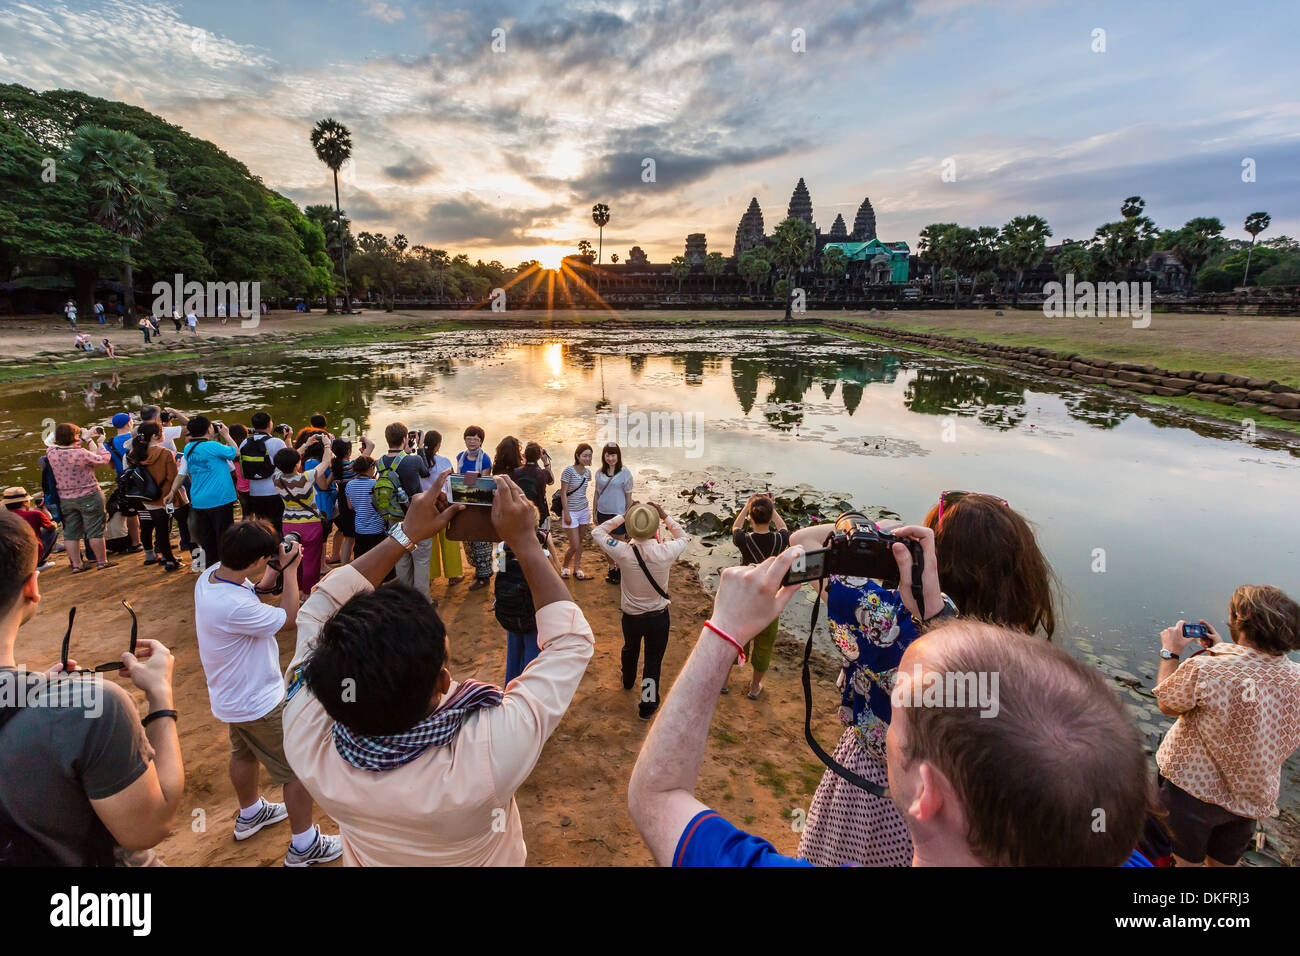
59,600,138,675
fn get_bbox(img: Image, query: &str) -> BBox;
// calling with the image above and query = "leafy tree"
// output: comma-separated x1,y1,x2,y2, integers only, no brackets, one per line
917,222,956,295
1121,195,1146,219
738,249,770,294
769,217,815,318
669,255,690,291
1161,217,1224,291
1242,211,1271,286
310,117,353,313
936,225,976,302
997,215,1052,304
820,245,847,291
703,251,727,291
64,124,173,324
577,239,594,259
610,252,620,264
1054,241,1093,283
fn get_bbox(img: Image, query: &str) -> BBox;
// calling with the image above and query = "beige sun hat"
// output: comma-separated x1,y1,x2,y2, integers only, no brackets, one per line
624,502,660,540
3,486,31,505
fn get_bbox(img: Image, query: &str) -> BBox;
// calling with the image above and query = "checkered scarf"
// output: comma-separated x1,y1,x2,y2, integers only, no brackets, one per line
332,679,503,772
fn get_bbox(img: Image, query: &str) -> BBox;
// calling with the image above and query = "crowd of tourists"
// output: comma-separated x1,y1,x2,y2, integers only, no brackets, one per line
1,402,1298,870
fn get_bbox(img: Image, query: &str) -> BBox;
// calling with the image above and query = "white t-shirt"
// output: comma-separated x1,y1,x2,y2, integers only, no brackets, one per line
160,424,183,453
194,564,288,724
241,434,287,496
418,454,454,492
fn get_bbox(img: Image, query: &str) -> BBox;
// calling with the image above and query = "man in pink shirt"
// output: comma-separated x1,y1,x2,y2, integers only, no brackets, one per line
282,472,596,865
44,422,115,571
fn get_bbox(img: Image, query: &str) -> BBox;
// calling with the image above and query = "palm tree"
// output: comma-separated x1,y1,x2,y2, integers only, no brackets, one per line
820,246,847,294
918,223,957,295
610,252,620,264
577,239,594,259
1241,211,1271,286
704,251,727,291
669,255,691,291
769,217,815,318
738,249,769,294
997,215,1052,305
310,118,354,314
65,125,173,326
1121,195,1145,220
592,203,610,294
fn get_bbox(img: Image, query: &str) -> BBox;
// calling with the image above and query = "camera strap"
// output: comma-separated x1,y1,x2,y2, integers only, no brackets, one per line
799,534,926,799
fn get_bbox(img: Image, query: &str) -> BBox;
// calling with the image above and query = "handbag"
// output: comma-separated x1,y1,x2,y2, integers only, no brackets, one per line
551,469,589,517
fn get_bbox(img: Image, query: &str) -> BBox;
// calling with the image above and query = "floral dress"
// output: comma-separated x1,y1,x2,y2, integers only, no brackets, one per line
797,575,920,867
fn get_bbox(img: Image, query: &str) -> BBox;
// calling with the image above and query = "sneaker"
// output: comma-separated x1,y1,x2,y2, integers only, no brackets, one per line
233,800,288,841
36,562,55,571
284,828,343,867
638,703,659,721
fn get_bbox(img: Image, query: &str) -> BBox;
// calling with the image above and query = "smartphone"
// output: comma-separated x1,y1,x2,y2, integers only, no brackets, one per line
781,547,830,586
1182,623,1209,639
448,475,496,506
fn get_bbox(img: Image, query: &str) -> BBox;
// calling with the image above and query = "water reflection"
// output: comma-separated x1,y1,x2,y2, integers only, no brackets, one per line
904,368,1028,430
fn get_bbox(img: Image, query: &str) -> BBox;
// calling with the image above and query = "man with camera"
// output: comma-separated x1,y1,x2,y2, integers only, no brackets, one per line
377,421,432,598
628,534,1153,867
281,473,596,865
193,518,342,866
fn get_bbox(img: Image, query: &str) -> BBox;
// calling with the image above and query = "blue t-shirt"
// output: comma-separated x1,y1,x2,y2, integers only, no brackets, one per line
674,809,1154,867
183,440,238,509
109,433,132,476
456,449,491,475
306,459,336,518
346,476,384,534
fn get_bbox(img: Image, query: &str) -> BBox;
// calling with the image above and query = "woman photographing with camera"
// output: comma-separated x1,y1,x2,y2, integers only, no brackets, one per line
788,490,1056,867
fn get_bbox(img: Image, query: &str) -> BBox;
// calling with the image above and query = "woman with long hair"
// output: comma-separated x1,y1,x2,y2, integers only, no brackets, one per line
419,430,463,585
128,422,181,571
559,443,593,580
327,437,356,566
594,442,633,584
790,491,1057,867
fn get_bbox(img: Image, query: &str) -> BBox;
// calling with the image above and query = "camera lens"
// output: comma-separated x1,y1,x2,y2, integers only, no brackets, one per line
283,532,301,547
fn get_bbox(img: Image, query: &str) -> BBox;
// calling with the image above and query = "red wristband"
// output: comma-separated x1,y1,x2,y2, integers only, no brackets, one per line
704,620,746,664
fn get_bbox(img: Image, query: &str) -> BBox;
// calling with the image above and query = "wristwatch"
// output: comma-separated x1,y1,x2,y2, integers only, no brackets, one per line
1159,647,1178,660
921,592,959,626
388,522,418,552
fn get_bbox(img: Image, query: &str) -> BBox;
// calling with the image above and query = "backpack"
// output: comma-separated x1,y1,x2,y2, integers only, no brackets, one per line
239,434,276,481
371,453,410,521
119,461,161,502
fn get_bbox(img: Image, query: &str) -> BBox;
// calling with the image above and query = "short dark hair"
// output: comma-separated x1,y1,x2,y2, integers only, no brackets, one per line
750,497,774,524
600,442,623,475
384,422,408,449
574,442,592,465
305,583,448,735
352,455,376,476
250,411,271,430
310,413,327,429
463,425,485,441
274,448,300,473
219,519,279,570
187,416,210,438
524,441,542,463
140,404,160,422
229,423,248,445
0,510,38,615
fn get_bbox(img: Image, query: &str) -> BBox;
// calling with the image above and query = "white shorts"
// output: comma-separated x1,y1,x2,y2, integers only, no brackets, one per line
563,507,591,530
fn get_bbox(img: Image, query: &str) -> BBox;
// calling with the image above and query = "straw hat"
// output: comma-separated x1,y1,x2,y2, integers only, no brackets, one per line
2,486,31,505
624,503,660,540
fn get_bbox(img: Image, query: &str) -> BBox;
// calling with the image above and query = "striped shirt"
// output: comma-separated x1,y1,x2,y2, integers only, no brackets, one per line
346,476,385,534
560,465,591,513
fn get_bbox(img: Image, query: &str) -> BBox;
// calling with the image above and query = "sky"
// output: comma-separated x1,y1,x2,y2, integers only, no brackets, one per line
1,0,1297,267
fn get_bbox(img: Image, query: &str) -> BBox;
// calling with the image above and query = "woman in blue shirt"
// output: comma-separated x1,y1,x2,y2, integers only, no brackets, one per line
166,416,238,570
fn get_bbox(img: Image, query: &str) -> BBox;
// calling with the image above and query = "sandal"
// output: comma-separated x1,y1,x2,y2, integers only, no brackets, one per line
70,565,92,574
561,568,571,579
747,684,764,700
96,561,118,570
575,570,587,580
468,578,490,591
447,576,464,585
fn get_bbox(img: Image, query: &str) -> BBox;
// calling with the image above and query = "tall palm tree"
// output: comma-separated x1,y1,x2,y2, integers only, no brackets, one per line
669,255,691,291
1241,211,1271,286
997,215,1052,305
769,217,815,318
704,251,727,291
592,203,610,294
918,222,957,295
65,125,173,326
310,118,353,314
1121,195,1145,220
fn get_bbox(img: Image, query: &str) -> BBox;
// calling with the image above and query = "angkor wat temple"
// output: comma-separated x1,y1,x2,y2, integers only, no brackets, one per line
734,179,880,258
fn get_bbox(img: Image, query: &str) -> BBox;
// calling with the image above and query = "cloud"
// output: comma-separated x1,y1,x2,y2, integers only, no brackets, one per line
381,156,440,182
362,1,406,23
420,193,569,245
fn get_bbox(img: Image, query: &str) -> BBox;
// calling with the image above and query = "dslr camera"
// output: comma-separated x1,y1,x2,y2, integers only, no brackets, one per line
782,512,923,587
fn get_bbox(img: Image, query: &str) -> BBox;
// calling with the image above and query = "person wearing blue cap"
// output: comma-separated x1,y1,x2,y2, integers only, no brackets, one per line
108,412,144,554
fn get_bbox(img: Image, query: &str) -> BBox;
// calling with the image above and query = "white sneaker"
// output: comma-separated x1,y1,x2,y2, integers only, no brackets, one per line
233,800,288,841
284,827,343,867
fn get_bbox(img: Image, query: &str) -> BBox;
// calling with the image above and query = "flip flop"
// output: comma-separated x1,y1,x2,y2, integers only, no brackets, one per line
96,561,118,570
70,565,92,574
747,685,764,700
561,568,571,579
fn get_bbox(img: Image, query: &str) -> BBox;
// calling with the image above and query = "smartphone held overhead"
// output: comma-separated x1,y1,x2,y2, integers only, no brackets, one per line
448,475,496,506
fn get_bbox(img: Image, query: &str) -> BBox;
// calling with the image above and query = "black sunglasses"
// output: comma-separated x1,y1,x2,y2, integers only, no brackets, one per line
60,600,138,675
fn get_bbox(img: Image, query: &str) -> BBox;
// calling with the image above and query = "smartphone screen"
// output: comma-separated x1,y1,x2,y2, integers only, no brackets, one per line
448,475,496,506
1182,623,1209,639
781,547,829,586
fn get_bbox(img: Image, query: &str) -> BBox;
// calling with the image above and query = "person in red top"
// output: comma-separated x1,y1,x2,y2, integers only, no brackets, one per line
2,487,56,570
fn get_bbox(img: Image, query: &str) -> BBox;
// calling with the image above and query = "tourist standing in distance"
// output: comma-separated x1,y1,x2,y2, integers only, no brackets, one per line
559,443,594,580
167,416,239,568
345,455,385,557
377,422,432,596
240,412,287,535
44,422,115,572
729,493,789,699
282,474,597,865
0,510,184,865
419,430,463,585
594,502,690,719
128,423,181,571
511,442,553,531
457,425,494,590
94,300,105,325
594,443,634,585
193,519,342,866
64,298,77,328
1153,585,1300,867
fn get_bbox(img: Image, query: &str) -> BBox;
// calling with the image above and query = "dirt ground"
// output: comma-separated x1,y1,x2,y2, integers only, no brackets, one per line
14,529,842,866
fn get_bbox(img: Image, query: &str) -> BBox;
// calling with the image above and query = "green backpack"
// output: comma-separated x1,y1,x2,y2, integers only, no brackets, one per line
371,453,410,521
